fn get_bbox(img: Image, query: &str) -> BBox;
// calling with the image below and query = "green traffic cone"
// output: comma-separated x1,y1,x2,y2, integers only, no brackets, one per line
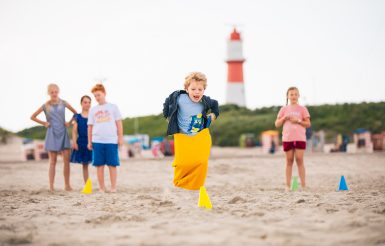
291,176,299,191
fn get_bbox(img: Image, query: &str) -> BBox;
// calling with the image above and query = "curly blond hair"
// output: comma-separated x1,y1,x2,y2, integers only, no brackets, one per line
184,72,207,90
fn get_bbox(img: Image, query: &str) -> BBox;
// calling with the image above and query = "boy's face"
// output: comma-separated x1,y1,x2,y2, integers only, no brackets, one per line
93,91,106,104
186,80,205,103
288,89,299,104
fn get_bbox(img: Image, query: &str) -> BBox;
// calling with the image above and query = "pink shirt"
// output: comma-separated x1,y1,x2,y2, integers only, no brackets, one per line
277,104,310,142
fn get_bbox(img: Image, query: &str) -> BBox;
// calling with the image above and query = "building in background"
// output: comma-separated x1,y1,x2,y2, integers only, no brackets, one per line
225,28,246,107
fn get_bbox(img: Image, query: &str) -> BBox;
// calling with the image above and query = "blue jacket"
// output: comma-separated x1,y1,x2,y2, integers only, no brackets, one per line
163,90,220,136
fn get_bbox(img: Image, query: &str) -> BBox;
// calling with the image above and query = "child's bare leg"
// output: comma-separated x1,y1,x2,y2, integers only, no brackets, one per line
82,164,89,183
295,149,306,188
96,166,106,192
62,149,72,191
285,149,295,189
108,166,117,192
48,151,58,191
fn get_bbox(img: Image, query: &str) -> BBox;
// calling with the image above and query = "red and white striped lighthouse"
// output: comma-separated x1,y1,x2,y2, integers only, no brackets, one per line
225,28,246,107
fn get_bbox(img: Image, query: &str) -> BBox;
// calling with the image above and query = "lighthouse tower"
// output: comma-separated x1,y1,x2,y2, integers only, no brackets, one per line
225,28,246,107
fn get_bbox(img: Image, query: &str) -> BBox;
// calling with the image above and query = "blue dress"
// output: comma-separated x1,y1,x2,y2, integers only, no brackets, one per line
70,114,92,164
43,100,71,151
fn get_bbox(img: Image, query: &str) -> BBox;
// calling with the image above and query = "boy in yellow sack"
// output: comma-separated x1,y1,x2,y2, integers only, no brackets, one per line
163,72,219,190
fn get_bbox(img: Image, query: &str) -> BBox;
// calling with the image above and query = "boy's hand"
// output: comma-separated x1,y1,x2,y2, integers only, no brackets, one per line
64,122,71,128
44,122,50,128
72,142,79,150
87,143,92,150
207,113,216,121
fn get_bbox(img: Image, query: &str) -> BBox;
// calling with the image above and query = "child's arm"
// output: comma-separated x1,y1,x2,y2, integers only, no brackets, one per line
87,125,93,150
30,106,50,128
163,96,170,120
64,101,78,127
65,101,78,114
275,116,287,128
275,107,287,128
72,121,79,150
297,117,311,128
116,120,124,147
207,97,219,121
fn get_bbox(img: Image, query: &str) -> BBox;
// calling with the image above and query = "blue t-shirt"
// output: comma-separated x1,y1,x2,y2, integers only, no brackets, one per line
177,94,204,135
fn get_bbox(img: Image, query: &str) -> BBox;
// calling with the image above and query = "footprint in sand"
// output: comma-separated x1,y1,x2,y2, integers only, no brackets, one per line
85,214,145,224
151,200,174,207
3,233,33,245
231,209,247,217
26,198,39,204
249,211,265,217
137,195,161,201
151,222,169,229
296,199,305,203
228,196,247,204
29,189,49,195
374,208,385,215
349,221,366,228
326,208,339,214
127,215,146,222
0,224,16,232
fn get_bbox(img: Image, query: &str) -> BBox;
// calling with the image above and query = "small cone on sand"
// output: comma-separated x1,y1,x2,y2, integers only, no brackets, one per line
291,176,299,191
82,178,92,194
338,175,349,191
198,186,212,209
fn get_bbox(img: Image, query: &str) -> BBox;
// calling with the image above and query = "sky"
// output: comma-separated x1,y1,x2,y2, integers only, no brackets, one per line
0,0,384,132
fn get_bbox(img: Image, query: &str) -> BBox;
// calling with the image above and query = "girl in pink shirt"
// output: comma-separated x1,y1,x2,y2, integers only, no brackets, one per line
275,87,311,191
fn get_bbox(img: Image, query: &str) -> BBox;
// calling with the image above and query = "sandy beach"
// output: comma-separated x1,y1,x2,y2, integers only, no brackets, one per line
1,150,385,246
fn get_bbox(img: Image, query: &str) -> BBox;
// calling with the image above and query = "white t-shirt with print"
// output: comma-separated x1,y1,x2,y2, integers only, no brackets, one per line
87,103,122,144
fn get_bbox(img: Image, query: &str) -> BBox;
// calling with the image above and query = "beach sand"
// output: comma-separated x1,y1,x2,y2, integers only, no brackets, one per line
1,150,385,245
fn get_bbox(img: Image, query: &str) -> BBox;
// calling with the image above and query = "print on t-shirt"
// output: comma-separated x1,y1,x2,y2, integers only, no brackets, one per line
286,111,301,118
187,113,204,133
95,110,112,123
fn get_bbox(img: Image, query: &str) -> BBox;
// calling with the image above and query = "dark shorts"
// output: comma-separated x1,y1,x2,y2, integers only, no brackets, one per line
283,141,306,152
92,143,120,167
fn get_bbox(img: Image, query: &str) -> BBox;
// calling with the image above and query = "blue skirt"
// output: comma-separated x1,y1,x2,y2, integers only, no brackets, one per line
70,140,92,164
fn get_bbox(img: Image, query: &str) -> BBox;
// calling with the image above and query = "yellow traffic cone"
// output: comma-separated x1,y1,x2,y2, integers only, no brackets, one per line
198,186,212,209
81,178,92,194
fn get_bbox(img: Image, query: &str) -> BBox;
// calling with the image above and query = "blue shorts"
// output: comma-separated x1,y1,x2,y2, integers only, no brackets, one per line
92,143,120,167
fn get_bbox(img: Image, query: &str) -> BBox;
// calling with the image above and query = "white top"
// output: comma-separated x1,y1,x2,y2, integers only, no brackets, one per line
87,103,122,144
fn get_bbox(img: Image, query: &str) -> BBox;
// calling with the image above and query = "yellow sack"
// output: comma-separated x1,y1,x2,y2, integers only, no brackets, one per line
172,128,212,190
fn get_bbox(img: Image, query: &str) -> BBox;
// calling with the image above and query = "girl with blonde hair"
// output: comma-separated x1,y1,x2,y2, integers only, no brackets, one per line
31,83,77,191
